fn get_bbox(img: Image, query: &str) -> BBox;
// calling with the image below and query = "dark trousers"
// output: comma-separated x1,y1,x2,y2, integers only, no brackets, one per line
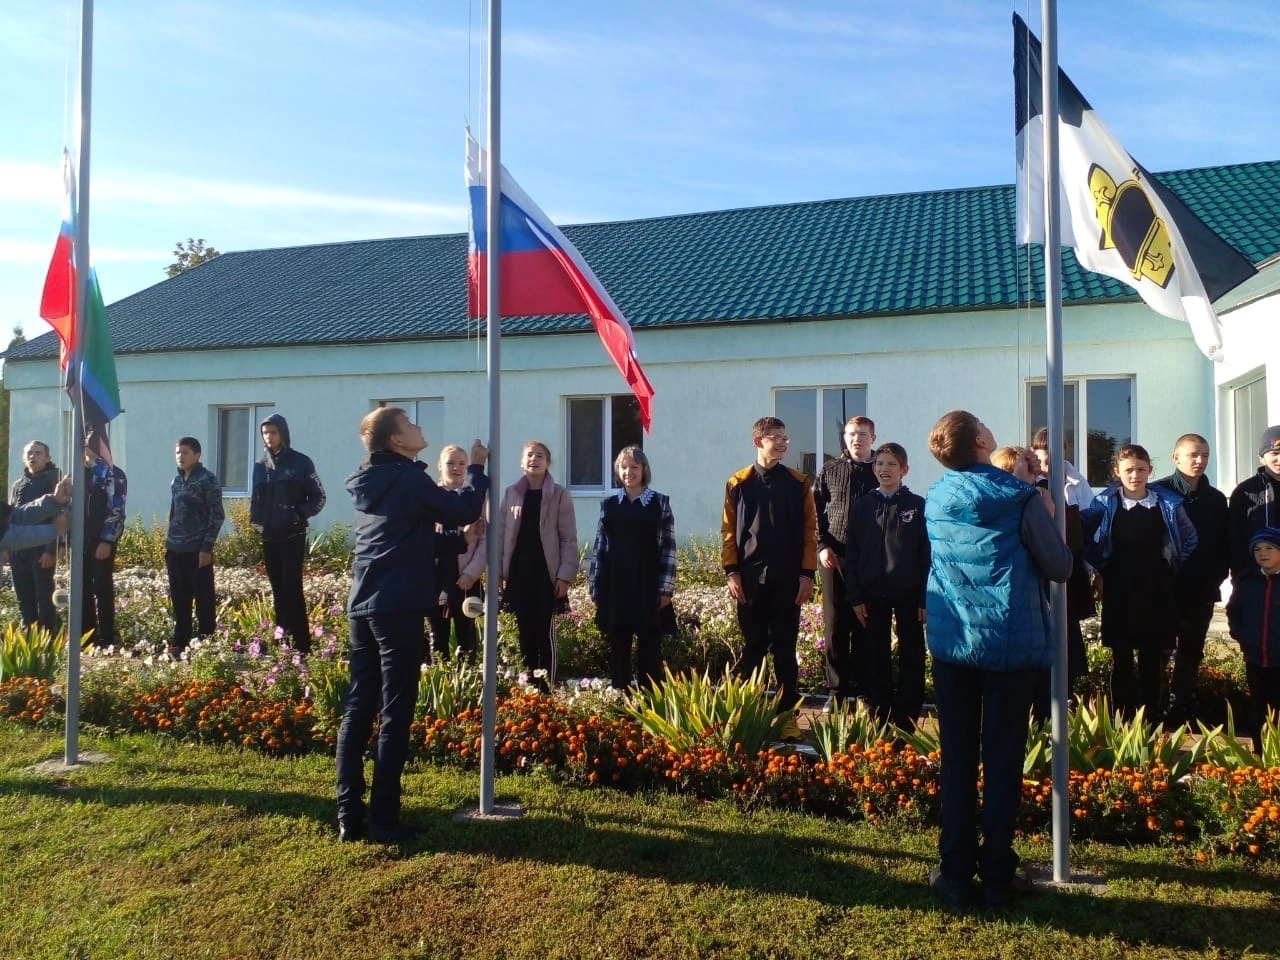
516,608,556,685
264,535,310,652
1168,599,1215,717
336,612,426,829
1110,646,1169,720
165,550,216,650
858,597,926,732
608,625,662,691
932,659,1035,892
1245,663,1280,754
82,546,117,648
735,580,801,713
820,563,860,699
10,546,59,634
428,605,478,660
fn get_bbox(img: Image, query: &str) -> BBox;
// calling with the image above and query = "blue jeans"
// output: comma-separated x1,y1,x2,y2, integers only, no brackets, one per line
932,659,1035,892
10,546,59,634
335,612,426,828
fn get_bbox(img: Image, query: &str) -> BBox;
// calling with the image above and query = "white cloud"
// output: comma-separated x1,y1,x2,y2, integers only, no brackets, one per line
0,160,465,226
0,238,169,266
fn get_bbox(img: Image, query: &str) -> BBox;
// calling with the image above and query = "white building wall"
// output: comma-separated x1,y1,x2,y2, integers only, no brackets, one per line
1215,289,1280,490
5,300,1215,545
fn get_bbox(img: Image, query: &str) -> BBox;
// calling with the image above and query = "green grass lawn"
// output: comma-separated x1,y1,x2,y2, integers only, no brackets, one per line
1,725,1276,960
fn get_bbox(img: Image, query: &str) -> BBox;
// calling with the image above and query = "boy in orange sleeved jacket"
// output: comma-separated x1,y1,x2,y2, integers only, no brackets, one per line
722,417,818,739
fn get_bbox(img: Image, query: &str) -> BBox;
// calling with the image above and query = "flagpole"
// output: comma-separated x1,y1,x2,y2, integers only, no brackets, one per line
1040,0,1071,883
65,0,94,765
478,0,503,816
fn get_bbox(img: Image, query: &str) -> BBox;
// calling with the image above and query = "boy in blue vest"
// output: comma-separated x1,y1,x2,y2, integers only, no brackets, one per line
1226,527,1280,753
924,411,1071,911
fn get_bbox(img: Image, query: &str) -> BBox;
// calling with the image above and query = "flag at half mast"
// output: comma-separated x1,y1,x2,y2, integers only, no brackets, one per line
465,131,655,430
1013,13,1255,361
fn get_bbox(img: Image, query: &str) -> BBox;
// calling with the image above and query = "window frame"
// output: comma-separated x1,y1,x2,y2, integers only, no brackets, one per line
214,402,275,495
1024,375,1135,487
564,393,644,492
772,384,869,477
373,397,445,473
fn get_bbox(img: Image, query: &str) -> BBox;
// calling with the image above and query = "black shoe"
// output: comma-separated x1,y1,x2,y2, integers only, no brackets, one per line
367,821,426,844
337,820,365,843
982,868,1036,910
928,867,974,912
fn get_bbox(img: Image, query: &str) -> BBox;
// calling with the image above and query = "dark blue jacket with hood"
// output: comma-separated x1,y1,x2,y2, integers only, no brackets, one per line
250,414,326,542
346,452,489,616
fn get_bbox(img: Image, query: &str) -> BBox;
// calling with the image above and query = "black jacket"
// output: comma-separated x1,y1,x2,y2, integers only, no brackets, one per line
721,462,817,584
347,452,489,616
1226,567,1280,668
167,465,224,554
250,414,326,542
1156,471,1229,603
845,487,930,606
1228,467,1280,582
9,461,60,558
813,452,877,555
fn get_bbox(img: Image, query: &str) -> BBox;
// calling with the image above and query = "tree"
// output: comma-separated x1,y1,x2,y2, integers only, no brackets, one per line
0,324,26,489
166,238,221,278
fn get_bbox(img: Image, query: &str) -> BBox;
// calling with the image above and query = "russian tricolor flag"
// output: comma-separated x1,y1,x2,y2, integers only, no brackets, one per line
39,161,77,370
465,132,655,431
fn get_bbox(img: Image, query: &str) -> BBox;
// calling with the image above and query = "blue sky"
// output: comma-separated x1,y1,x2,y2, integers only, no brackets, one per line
2,0,1278,345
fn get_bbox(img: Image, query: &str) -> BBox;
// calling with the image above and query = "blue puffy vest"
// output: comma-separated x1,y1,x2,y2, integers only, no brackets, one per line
925,465,1052,672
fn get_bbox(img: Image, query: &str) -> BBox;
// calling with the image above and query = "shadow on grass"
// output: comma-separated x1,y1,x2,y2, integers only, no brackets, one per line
2,769,1278,954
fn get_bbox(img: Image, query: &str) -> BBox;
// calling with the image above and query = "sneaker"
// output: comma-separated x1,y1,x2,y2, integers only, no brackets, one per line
778,715,803,742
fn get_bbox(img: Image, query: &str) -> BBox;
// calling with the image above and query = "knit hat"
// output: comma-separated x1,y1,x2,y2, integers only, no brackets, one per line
1259,425,1280,456
1249,527,1280,552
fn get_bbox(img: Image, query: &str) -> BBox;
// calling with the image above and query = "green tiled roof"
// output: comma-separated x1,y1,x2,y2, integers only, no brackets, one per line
9,160,1280,362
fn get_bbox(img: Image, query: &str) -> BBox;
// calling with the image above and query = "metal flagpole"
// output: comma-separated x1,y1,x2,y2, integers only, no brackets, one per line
1040,0,1071,883
478,0,503,816
64,0,94,766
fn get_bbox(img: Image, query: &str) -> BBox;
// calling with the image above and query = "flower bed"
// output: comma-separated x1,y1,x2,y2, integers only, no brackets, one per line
3,671,1278,861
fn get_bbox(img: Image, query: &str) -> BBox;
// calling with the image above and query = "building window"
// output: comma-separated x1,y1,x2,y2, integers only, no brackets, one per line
1232,375,1268,487
377,397,445,446
773,386,868,476
566,395,643,489
1026,376,1133,486
216,403,275,493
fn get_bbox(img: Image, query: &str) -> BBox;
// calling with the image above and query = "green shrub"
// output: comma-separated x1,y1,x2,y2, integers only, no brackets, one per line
1198,704,1280,770
0,623,66,682
620,665,780,753
808,698,894,762
417,654,483,720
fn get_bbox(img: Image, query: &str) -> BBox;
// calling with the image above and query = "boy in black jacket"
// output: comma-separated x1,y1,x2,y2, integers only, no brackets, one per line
1226,527,1280,753
251,414,326,653
813,416,878,708
1228,425,1280,584
845,443,930,732
722,417,817,741
1156,434,1229,725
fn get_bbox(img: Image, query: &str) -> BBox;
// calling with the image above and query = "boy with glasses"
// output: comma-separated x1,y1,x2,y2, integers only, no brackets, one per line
721,417,817,741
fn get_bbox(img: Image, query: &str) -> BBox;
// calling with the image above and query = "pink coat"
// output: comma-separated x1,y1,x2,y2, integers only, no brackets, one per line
458,519,487,582
497,474,579,584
